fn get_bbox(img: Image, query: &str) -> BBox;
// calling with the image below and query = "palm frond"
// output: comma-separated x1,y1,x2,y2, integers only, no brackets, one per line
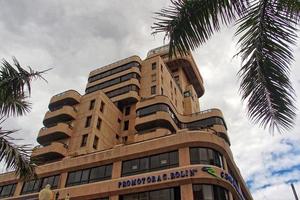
0,128,35,180
277,0,300,23
0,57,50,117
236,0,297,133
152,0,248,56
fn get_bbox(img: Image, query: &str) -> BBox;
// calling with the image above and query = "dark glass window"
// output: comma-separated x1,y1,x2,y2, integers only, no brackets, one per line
85,116,92,128
136,103,228,136
152,62,156,70
151,74,156,82
100,102,105,113
190,147,223,168
88,62,140,83
123,120,129,131
125,106,131,116
93,136,99,149
89,99,95,110
66,164,112,187
105,85,139,98
151,86,156,95
97,117,102,130
81,134,88,147
193,184,229,200
120,187,180,200
0,183,16,198
86,73,141,94
21,175,59,194
122,151,179,176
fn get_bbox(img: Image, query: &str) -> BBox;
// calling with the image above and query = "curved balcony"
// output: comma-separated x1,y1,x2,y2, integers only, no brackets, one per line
110,91,140,104
37,123,73,146
31,142,68,162
48,90,81,112
135,111,177,133
43,106,77,127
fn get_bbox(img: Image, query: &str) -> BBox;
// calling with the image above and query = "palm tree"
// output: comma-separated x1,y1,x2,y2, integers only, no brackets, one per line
0,57,49,179
153,0,299,133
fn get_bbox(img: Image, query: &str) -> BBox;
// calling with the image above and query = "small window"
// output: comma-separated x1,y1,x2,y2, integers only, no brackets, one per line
100,102,105,113
151,86,156,95
81,134,88,147
151,62,156,70
85,116,92,128
125,107,131,116
123,120,129,131
97,117,102,130
151,74,156,82
89,99,95,110
170,80,173,88
174,87,177,95
118,118,121,123
161,65,163,72
93,136,99,149
161,88,164,95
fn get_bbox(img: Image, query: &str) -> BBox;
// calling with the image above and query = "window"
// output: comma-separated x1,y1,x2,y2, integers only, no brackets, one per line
97,117,102,130
106,85,139,98
125,106,131,116
190,147,223,168
174,75,179,83
100,102,105,113
81,134,88,147
152,62,156,70
174,88,177,95
0,183,16,198
184,91,191,97
151,86,156,95
120,187,180,200
193,184,229,200
21,175,59,194
151,74,156,82
66,164,112,187
88,61,140,83
161,88,164,95
161,65,163,72
89,99,95,110
122,151,178,176
123,120,129,131
85,116,92,128
86,73,141,94
170,80,173,88
93,136,99,149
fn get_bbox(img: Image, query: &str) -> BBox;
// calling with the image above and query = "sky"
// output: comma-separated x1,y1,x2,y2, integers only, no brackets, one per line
0,0,299,199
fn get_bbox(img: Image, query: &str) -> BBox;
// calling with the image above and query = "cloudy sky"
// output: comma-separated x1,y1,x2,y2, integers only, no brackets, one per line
1,0,300,199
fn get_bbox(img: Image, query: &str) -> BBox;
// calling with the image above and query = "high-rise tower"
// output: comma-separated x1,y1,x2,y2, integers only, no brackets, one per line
0,45,252,200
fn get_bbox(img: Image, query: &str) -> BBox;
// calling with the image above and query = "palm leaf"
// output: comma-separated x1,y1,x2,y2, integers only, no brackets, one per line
236,0,297,133
0,57,50,117
152,0,248,56
0,126,35,180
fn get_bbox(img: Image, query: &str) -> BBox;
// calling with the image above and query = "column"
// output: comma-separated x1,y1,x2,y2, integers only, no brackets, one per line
180,184,193,200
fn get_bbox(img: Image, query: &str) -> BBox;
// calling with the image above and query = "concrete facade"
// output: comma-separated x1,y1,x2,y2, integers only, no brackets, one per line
0,45,253,200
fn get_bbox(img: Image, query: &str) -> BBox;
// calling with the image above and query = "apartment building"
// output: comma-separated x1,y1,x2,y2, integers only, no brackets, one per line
0,45,253,200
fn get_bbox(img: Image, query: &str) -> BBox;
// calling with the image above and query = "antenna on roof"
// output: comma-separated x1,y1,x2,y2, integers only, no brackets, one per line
291,183,299,200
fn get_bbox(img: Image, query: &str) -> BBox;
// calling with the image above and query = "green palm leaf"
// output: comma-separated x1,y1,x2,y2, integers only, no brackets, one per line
0,57,50,117
0,124,35,180
236,0,297,133
152,0,248,56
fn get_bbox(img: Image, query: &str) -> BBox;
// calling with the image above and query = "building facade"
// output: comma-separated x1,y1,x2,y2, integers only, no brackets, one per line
0,45,253,200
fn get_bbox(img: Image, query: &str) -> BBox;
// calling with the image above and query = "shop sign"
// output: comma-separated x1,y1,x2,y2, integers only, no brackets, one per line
118,168,198,188
202,166,245,200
